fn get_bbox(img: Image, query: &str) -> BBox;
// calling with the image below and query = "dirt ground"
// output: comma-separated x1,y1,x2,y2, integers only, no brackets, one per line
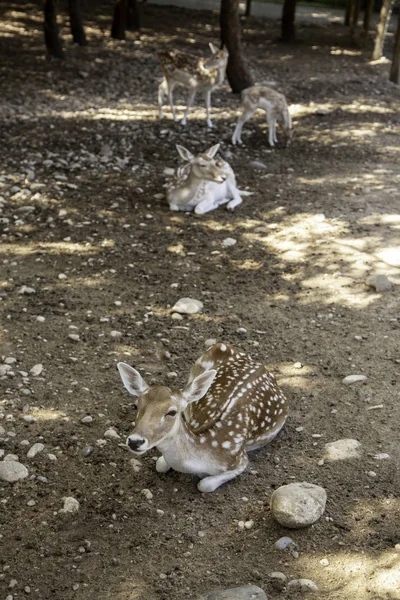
1,1,400,599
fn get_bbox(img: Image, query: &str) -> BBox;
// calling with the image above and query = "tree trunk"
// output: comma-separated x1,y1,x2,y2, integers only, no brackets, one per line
362,0,374,44
44,0,64,58
281,0,297,42
344,0,353,26
372,0,394,60
127,0,141,30
350,0,361,39
111,0,129,40
245,0,252,18
220,0,253,93
389,14,400,83
68,0,87,45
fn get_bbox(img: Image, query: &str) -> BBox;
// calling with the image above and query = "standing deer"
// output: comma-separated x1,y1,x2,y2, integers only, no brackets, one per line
118,342,288,492
158,43,229,128
232,85,292,147
165,143,248,214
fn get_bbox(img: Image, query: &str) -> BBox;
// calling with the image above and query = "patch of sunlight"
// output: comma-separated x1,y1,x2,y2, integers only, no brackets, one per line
331,48,362,56
376,247,400,267
274,363,315,390
167,242,185,255
30,409,65,422
115,345,143,357
230,259,263,270
296,549,400,598
290,102,395,120
299,274,375,308
358,214,400,226
0,241,101,257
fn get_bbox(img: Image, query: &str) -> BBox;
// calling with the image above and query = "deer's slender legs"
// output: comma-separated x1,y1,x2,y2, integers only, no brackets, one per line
156,456,171,473
232,107,257,145
158,78,168,119
205,90,212,128
266,109,275,147
181,88,197,125
194,193,218,215
226,181,243,211
272,118,278,144
197,452,248,493
167,81,177,122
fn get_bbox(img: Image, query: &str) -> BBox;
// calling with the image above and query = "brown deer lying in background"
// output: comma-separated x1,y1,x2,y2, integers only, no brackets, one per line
118,342,288,492
158,43,229,128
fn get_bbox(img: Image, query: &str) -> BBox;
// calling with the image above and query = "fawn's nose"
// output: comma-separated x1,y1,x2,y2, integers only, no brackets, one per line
127,436,146,452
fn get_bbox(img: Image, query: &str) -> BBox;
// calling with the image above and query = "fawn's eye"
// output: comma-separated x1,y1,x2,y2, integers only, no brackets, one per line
166,409,177,417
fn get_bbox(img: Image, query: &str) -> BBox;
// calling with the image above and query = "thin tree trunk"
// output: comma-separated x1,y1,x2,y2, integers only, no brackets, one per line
344,0,353,26
127,0,141,30
245,0,252,18
372,0,394,60
389,14,400,83
44,0,64,58
220,0,253,93
281,0,297,42
362,0,374,44
350,0,361,39
111,0,129,40
68,0,87,45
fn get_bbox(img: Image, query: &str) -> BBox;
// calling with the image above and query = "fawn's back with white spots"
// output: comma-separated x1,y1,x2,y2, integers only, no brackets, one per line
118,342,288,492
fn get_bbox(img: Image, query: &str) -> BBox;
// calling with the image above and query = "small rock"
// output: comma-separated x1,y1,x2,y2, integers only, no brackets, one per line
342,374,367,384
0,364,12,376
36,316,45,322
68,334,80,342
366,274,393,292
30,364,43,377
374,453,391,460
141,488,153,500
104,428,120,440
0,461,29,482
83,446,94,457
269,572,287,590
274,536,294,550
171,312,184,320
60,497,80,513
27,499,36,507
81,415,93,425
198,585,267,600
320,558,329,566
244,519,254,529
19,285,36,295
23,415,35,423
270,482,327,528
9,580,18,589
236,327,247,335
171,298,203,315
205,339,217,347
4,454,19,461
47,453,57,461
130,458,142,472
5,357,16,364
250,161,268,170
222,237,237,247
110,330,122,338
368,470,377,478
287,579,318,594
27,443,45,458
58,273,67,280
293,362,302,369
324,439,361,461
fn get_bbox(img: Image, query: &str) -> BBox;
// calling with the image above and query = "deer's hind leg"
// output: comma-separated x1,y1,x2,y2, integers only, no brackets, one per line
158,78,168,119
232,105,257,145
167,81,178,122
181,88,197,126
197,451,248,493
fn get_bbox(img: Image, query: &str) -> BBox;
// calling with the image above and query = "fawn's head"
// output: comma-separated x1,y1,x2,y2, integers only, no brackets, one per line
205,43,229,71
176,144,227,183
118,363,217,454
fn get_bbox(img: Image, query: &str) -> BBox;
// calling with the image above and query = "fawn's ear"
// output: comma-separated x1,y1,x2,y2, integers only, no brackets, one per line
118,363,149,397
182,369,217,406
205,144,220,159
209,42,219,54
176,145,194,162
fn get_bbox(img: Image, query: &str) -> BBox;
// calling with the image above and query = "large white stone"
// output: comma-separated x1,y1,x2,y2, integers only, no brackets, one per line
324,439,361,461
270,482,327,529
171,298,203,315
27,443,45,458
287,579,318,594
342,374,367,384
30,364,43,377
0,461,29,482
60,497,80,513
198,585,268,599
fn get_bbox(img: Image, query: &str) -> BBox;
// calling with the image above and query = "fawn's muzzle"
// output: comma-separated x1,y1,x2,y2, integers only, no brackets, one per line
127,435,147,453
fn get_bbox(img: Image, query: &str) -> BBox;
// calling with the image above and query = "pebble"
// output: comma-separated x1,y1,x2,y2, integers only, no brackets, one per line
130,458,142,472
236,327,247,335
19,286,36,295
269,572,287,590
60,497,80,513
81,415,93,424
4,454,19,461
293,362,302,369
0,461,29,482
342,374,367,384
287,579,318,594
198,530,206,538
110,330,122,338
320,558,329,566
324,438,361,461
83,446,94,457
368,470,377,478
9,580,18,589
47,454,57,461
30,364,43,376
222,237,237,247
27,500,36,507
36,316,45,322
250,160,268,170
141,489,153,500
0,425,5,435
68,334,80,342
366,273,393,292
244,519,254,529
0,364,12,376
198,585,267,599
58,273,67,280
171,297,203,315
23,415,36,423
171,312,184,320
274,536,294,550
270,482,327,528
72,583,80,591
24,586,31,594
5,357,16,364
374,453,391,460
27,443,45,458
104,428,120,440
205,339,217,348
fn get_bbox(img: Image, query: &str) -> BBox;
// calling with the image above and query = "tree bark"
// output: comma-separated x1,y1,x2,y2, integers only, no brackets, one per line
68,0,87,45
362,0,374,44
44,0,64,58
127,0,141,30
344,0,353,26
389,14,400,83
220,0,253,93
111,0,129,40
350,0,361,39
372,0,394,60
245,0,252,18
281,0,297,42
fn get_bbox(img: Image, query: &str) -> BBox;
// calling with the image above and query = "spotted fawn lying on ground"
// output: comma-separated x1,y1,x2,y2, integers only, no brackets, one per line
118,343,288,492
158,43,229,128
164,143,247,214
232,85,292,147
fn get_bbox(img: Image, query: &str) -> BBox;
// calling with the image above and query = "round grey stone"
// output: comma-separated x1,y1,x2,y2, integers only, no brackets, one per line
0,461,29,482
198,585,267,600
270,482,327,528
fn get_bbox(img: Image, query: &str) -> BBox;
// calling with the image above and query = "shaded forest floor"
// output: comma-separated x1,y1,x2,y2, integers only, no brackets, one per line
0,1,400,599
